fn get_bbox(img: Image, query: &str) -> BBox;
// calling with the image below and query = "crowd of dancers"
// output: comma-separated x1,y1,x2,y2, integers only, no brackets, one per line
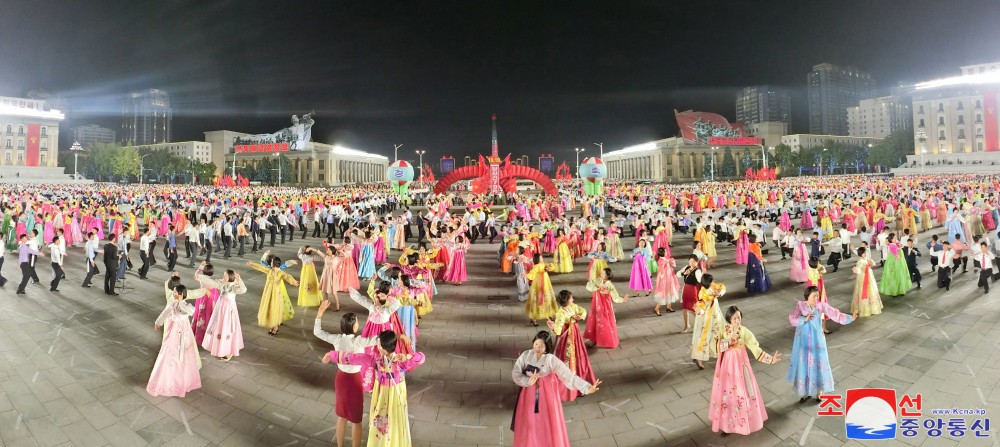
2,174,1000,445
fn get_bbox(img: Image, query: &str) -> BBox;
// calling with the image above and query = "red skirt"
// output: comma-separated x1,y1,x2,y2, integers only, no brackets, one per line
335,370,364,423
682,284,699,312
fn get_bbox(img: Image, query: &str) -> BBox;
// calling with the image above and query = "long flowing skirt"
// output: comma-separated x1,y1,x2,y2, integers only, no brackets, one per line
201,295,245,358
583,292,619,348
191,289,219,346
147,320,202,397
335,370,364,423
779,212,791,232
336,256,361,292
629,255,652,291
524,280,557,321
682,284,699,312
692,304,722,361
443,251,467,283
297,263,323,307
800,211,814,230
709,347,767,435
397,306,418,349
879,255,912,296
653,264,681,305
358,244,376,279
511,375,572,447
734,234,749,265
542,230,556,254
587,258,607,281
359,318,414,393
790,245,809,283
745,256,772,294
555,322,595,402
552,243,574,273
319,258,340,295
785,319,836,397
852,269,883,318
367,380,412,447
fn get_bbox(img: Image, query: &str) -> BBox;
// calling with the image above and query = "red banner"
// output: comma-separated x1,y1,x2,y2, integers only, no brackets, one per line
235,142,290,153
984,90,998,152
675,110,747,144
709,137,763,146
25,124,40,166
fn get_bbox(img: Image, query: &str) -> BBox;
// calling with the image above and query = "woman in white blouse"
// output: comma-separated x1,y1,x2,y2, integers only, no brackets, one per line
511,331,601,447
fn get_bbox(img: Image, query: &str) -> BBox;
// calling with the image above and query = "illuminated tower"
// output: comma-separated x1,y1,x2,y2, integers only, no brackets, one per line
488,113,502,194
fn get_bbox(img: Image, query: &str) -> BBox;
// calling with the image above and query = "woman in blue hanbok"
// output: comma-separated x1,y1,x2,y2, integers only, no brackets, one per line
745,234,771,294
944,207,966,244
786,286,857,403
352,229,377,280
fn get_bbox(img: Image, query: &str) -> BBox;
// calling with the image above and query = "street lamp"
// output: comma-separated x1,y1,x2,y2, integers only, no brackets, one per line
69,141,84,181
231,149,238,178
710,146,717,181
415,150,425,182
139,153,152,185
818,148,828,176
594,142,603,158
916,129,927,174
272,152,282,187
394,144,403,161
574,148,585,177
189,156,195,185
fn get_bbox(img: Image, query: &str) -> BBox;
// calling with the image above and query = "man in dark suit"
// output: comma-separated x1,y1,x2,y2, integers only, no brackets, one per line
103,234,120,295
416,211,427,244
902,238,922,289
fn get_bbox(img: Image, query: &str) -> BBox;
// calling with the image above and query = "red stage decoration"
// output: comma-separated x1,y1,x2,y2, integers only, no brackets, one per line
235,143,290,153
555,162,571,180
433,114,558,196
421,164,436,182
25,124,41,166
675,109,747,144
744,167,777,181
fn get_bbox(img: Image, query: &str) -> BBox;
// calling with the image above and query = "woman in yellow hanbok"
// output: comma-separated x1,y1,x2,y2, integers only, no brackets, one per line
691,274,725,369
552,229,574,274
295,246,323,307
247,256,299,335
525,253,558,326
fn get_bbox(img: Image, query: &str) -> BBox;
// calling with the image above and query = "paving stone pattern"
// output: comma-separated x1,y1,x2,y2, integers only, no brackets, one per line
1,213,999,446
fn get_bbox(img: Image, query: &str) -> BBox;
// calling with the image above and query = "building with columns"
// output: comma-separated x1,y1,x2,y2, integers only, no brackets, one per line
0,96,63,168
603,137,768,182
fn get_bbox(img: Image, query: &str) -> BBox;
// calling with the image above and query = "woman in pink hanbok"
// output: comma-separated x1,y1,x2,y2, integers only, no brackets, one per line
734,222,749,265
800,206,815,229
511,331,601,447
779,208,792,232
789,229,809,283
443,236,469,285
147,285,202,397
192,262,221,347
652,248,680,316
708,306,781,437
200,269,247,361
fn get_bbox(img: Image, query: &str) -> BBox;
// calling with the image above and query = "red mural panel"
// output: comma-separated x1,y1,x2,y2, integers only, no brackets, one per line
25,124,40,166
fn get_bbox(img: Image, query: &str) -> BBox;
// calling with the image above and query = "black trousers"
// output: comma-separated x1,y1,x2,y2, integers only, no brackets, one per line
0,256,6,286
223,236,232,258
139,251,150,278
313,222,322,238
204,241,213,262
937,266,951,289
83,261,98,286
827,252,841,271
149,241,157,264
50,263,63,290
326,222,336,239
167,248,178,271
270,229,277,246
978,269,992,292
29,256,40,282
17,262,33,293
104,265,117,293
184,237,192,258
300,222,307,239
954,257,969,272
238,236,246,256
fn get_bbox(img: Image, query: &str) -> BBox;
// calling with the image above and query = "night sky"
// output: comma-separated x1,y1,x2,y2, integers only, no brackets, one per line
2,0,998,167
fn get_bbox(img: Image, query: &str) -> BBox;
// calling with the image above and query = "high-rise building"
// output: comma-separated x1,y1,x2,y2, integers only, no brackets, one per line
71,124,117,148
808,63,876,135
735,86,791,126
121,89,171,145
847,96,911,138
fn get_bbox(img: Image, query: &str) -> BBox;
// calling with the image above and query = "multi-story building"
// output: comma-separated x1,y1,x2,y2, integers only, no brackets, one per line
205,130,388,185
745,121,788,149
780,134,882,152
0,96,63,168
808,63,877,135
71,124,117,148
122,89,171,145
735,86,791,126
603,137,769,183
125,141,213,164
847,96,910,138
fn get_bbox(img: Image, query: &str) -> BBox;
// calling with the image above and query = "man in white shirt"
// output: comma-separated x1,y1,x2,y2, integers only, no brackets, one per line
838,224,855,260
976,241,996,294
876,228,890,266
138,228,152,279
930,241,955,290
48,235,64,292
278,211,289,244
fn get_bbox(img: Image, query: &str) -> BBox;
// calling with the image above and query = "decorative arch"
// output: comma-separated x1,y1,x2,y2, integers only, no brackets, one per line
498,165,558,196
433,163,558,196
433,165,487,194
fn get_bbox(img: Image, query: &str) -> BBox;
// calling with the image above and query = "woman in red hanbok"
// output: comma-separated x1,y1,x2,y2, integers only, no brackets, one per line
583,268,629,348
546,291,596,402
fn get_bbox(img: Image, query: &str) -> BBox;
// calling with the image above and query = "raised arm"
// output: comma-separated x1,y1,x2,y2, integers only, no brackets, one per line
546,354,593,394
348,288,376,313
741,327,778,364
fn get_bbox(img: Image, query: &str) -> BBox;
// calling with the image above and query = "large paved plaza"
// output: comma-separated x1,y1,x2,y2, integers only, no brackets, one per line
1,212,999,447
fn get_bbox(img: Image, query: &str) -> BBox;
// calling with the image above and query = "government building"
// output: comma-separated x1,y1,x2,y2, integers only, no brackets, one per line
0,96,63,168
204,130,388,186
604,137,768,183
